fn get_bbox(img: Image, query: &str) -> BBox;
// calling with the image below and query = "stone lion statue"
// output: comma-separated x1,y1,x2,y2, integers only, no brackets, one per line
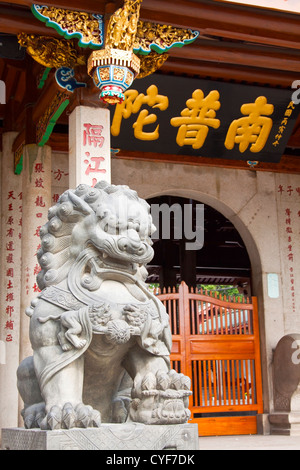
17,182,191,430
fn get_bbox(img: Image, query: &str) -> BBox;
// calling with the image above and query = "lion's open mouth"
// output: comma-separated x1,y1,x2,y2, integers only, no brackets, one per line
98,251,138,274
91,235,154,273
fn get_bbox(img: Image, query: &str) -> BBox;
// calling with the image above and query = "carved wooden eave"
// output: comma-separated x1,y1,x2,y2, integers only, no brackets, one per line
27,3,199,80
12,63,81,172
4,1,201,164
30,4,105,49
1,1,298,85
0,0,300,173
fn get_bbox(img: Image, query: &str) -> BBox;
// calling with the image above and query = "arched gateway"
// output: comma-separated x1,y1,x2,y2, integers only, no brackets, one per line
146,195,264,436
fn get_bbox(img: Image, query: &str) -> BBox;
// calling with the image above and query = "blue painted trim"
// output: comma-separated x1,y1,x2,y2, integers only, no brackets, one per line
55,67,87,92
95,65,134,92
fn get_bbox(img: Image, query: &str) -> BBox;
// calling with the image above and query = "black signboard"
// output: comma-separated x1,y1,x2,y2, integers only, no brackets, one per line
110,74,299,163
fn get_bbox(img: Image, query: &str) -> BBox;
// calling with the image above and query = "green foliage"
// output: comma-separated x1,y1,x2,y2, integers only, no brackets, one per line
147,282,245,301
199,284,244,300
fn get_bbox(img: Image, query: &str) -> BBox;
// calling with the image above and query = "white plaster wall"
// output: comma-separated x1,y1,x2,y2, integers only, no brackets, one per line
0,147,298,433
111,158,300,412
0,147,66,435
275,173,300,334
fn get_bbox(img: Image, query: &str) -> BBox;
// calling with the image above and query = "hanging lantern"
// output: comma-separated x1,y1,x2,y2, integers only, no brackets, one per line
87,0,143,104
28,1,199,106
88,47,140,104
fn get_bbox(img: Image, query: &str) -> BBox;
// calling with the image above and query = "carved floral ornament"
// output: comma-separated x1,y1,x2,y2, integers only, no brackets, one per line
17,33,86,69
18,1,199,103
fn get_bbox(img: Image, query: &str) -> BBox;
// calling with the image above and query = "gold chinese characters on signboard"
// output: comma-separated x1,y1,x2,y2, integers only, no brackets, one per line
110,74,300,163
112,85,275,154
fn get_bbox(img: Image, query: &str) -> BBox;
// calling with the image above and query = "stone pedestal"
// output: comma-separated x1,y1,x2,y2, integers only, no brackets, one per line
1,423,199,450
269,412,300,436
269,334,300,436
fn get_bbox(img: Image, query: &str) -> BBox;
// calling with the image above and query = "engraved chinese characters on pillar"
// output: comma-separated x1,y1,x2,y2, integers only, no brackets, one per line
4,190,22,343
83,123,106,186
69,106,111,187
277,179,300,330
83,123,105,148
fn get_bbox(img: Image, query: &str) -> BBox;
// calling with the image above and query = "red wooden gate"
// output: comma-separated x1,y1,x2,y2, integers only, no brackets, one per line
156,282,263,436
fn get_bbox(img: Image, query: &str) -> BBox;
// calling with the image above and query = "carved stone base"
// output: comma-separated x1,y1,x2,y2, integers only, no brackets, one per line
269,412,300,436
1,423,199,450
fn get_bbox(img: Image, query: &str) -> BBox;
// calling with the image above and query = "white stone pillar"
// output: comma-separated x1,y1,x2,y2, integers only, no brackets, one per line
19,145,52,366
69,106,111,188
0,132,22,431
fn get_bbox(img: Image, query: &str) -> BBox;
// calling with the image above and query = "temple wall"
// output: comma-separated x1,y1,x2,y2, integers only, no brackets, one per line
0,143,299,434
0,145,69,434
111,157,300,414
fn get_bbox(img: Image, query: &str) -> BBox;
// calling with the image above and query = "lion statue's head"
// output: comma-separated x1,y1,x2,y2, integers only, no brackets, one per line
36,181,156,290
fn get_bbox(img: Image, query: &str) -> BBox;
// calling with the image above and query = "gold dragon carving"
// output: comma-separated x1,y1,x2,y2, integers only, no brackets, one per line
20,1,198,78
32,6,103,47
105,0,143,51
135,21,196,53
18,33,86,69
137,51,169,79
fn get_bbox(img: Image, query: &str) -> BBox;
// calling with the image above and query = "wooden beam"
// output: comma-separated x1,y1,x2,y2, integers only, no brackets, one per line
0,5,59,37
201,27,300,52
112,151,300,174
11,65,71,165
0,0,109,15
48,132,68,152
168,40,300,74
161,58,298,88
139,0,300,49
1,0,300,53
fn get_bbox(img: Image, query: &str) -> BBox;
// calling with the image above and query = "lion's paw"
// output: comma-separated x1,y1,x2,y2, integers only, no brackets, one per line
130,369,192,425
22,402,46,429
151,397,191,424
39,403,101,430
